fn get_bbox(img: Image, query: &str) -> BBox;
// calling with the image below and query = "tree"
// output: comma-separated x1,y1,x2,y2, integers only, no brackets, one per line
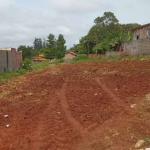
18,45,33,60
42,38,46,48
33,38,43,50
56,34,66,59
44,34,56,59
94,12,119,26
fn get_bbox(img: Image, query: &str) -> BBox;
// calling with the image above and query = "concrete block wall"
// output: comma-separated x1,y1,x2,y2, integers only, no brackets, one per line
12,49,22,70
124,38,150,55
106,51,127,57
0,48,22,73
133,24,150,40
0,50,7,73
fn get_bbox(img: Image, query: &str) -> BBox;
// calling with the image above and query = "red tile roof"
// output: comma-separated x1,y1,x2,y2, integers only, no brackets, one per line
32,54,48,61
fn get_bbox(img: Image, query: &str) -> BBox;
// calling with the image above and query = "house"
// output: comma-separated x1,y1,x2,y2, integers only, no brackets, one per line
32,54,48,63
124,23,150,55
0,47,22,73
64,51,77,61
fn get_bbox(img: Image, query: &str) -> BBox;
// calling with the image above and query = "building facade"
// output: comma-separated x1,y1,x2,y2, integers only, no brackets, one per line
64,52,77,61
0,47,22,73
124,23,150,55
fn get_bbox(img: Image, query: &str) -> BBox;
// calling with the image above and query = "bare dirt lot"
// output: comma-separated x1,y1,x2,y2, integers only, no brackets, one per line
0,60,150,150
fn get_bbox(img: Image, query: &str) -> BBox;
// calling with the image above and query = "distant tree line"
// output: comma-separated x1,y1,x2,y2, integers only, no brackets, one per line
18,34,66,60
18,11,141,59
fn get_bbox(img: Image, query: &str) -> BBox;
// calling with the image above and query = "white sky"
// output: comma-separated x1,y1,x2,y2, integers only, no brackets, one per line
0,0,149,49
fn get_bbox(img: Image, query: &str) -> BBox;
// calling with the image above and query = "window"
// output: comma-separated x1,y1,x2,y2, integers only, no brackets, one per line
136,35,140,40
148,29,150,36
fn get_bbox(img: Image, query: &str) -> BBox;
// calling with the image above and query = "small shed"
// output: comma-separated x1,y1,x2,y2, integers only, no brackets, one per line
64,52,77,61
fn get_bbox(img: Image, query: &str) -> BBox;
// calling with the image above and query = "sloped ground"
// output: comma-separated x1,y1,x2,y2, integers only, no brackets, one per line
0,60,150,150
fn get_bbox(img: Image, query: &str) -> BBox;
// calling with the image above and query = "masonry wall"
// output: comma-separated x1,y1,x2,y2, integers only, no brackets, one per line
0,50,7,73
106,51,127,57
133,25,150,40
12,49,22,70
0,49,22,73
124,38,150,55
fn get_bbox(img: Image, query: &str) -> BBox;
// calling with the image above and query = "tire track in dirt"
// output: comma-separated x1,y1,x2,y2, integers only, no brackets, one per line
96,79,132,115
31,99,76,150
30,104,53,150
60,82,88,136
59,82,105,150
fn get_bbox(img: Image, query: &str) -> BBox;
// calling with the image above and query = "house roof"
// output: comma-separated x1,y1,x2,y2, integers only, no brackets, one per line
32,54,47,61
133,23,150,31
33,58,47,61
65,51,77,56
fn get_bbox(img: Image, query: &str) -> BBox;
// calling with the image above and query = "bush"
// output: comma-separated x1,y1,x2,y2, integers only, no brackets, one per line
55,58,64,65
23,58,32,70
72,54,89,62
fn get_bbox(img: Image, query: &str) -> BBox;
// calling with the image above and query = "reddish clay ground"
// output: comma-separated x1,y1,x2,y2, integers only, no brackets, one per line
0,60,150,150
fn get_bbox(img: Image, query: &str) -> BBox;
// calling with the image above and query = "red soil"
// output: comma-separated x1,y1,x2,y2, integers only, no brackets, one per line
0,60,150,150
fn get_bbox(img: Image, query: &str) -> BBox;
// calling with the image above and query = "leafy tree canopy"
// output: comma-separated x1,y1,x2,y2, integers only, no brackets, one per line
73,11,140,54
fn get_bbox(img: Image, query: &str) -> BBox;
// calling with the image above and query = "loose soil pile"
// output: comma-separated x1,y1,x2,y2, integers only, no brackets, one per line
0,60,150,150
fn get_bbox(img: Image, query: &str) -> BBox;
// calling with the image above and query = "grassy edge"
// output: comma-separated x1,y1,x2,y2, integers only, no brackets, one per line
0,60,51,82
0,54,150,82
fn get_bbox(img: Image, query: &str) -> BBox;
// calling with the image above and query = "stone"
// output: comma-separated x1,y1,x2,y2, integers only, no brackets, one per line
4,115,8,118
146,93,150,101
135,140,145,148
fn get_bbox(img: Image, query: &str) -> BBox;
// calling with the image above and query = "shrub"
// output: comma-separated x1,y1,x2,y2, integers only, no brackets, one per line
72,54,89,62
23,58,32,70
32,60,50,70
55,58,64,65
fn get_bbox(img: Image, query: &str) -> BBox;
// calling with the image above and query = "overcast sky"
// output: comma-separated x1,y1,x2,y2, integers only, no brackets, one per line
0,0,149,49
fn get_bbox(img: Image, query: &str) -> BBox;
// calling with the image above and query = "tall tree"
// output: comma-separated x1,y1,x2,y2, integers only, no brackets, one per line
56,34,66,59
44,34,56,59
94,12,119,26
33,38,43,50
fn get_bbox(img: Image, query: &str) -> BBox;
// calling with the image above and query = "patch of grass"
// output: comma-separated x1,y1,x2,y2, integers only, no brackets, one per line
0,69,27,82
32,60,50,70
54,58,64,65
70,54,150,63
72,54,89,62
0,60,51,82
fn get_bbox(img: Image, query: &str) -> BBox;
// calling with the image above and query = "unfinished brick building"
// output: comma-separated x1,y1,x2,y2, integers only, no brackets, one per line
0,47,22,73
124,23,150,55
